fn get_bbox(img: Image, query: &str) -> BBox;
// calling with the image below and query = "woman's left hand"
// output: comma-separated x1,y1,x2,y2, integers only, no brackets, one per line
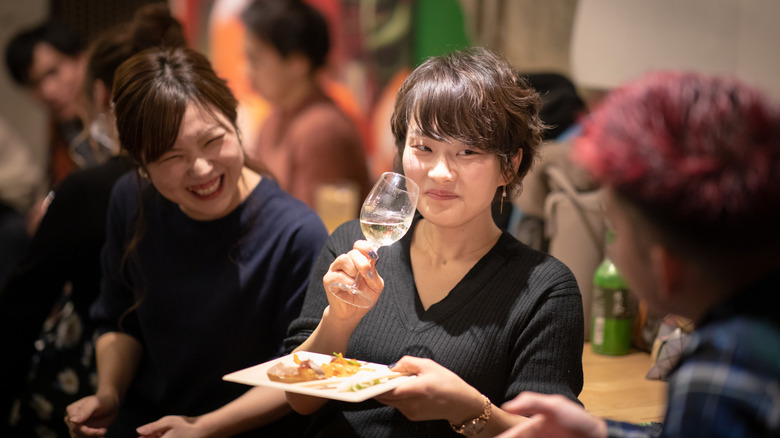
374,356,486,425
323,240,384,318
136,415,209,438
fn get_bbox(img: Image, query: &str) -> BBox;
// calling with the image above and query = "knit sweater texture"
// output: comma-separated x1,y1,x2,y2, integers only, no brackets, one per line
286,216,584,437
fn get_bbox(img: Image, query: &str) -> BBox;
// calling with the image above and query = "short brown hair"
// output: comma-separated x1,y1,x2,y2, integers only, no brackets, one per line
390,47,545,197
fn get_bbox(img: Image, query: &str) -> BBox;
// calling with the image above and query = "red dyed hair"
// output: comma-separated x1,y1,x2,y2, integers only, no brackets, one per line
575,71,780,253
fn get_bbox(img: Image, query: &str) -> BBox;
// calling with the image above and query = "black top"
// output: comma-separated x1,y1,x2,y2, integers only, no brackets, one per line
286,216,584,437
0,155,134,426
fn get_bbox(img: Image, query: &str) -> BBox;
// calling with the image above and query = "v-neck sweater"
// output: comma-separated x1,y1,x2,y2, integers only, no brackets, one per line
286,215,584,437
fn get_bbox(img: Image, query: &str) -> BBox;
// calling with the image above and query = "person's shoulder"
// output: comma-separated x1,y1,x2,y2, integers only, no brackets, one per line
498,233,579,286
57,156,134,195
252,178,327,231
688,315,780,374
113,168,139,191
499,233,570,270
106,169,153,216
298,93,349,120
669,320,780,432
292,97,358,138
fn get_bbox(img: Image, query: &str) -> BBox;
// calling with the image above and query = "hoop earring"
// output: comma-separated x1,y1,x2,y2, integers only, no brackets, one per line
500,185,507,215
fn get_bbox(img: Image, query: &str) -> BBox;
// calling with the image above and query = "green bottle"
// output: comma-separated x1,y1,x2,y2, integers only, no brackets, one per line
591,231,633,355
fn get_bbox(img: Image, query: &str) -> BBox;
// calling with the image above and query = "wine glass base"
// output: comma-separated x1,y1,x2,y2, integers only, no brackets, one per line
329,283,374,308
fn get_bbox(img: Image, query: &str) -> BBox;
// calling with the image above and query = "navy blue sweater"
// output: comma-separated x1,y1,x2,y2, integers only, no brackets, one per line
91,173,327,435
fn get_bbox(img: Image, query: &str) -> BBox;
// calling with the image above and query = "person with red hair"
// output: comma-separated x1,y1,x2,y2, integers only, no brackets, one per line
498,71,780,438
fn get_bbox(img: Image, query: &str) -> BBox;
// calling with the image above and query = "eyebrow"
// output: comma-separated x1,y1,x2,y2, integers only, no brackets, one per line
195,123,227,139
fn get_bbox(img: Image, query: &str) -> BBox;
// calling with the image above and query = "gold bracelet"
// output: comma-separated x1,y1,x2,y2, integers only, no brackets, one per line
449,394,492,436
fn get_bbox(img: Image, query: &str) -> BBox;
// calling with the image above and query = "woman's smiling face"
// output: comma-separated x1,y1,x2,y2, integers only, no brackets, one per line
402,121,507,227
145,102,246,221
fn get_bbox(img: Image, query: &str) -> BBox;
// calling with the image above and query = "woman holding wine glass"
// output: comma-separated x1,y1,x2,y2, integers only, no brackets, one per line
285,47,584,437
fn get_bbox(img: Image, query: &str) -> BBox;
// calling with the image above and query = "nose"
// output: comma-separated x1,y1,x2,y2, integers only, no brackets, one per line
429,154,454,180
190,157,213,176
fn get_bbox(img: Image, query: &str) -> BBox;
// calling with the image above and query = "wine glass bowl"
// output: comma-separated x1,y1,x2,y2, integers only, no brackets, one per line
328,172,419,308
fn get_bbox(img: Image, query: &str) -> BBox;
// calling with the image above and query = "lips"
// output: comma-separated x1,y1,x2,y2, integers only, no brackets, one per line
188,175,223,198
425,189,458,200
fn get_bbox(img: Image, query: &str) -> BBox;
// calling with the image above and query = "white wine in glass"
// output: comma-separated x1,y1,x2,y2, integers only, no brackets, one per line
328,172,419,308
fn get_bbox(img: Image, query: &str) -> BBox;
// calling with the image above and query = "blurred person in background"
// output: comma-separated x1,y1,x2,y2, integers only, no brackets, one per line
498,71,780,438
0,5,185,437
5,22,89,202
242,0,372,210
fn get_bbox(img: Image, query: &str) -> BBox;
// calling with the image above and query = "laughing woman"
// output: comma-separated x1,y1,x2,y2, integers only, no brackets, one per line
285,47,583,437
64,47,328,437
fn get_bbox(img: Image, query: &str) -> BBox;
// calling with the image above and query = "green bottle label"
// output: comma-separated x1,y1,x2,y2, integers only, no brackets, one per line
590,285,633,355
591,315,632,355
591,234,633,355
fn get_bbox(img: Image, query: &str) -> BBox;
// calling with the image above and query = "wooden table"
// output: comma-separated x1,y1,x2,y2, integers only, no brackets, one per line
579,343,667,424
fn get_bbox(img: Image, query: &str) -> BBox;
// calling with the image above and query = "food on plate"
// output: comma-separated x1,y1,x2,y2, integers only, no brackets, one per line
343,375,397,392
320,352,365,378
267,357,325,383
266,353,367,383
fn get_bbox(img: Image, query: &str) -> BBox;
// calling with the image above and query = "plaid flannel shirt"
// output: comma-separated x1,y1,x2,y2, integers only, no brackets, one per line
607,272,780,438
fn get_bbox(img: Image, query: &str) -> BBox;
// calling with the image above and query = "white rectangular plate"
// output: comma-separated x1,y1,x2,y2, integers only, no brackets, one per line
223,351,415,403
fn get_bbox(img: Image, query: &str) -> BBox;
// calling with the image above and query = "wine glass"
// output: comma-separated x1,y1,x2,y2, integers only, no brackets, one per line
328,172,420,308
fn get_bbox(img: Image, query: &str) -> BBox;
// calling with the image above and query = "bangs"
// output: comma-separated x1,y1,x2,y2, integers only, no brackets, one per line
112,47,240,168
408,75,496,150
137,84,188,164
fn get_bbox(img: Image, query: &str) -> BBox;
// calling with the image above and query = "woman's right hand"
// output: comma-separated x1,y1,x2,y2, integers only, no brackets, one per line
65,393,120,437
323,240,384,317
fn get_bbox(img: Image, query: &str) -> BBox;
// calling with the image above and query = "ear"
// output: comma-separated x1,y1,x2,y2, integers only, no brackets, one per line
649,244,684,300
501,150,523,185
511,150,523,173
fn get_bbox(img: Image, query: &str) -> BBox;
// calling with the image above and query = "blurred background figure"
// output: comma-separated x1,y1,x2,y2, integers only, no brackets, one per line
4,21,87,190
241,0,372,220
0,4,185,437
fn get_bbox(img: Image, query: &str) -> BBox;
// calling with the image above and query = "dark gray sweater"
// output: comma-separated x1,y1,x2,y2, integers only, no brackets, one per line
286,216,584,437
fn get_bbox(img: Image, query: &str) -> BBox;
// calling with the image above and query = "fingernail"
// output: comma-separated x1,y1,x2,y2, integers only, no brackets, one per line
368,250,378,260
366,269,375,279
387,361,397,369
